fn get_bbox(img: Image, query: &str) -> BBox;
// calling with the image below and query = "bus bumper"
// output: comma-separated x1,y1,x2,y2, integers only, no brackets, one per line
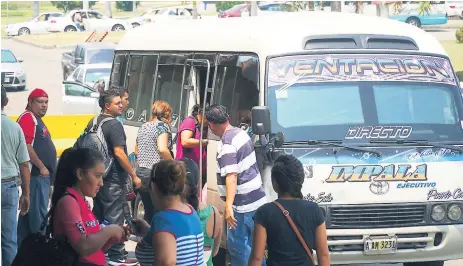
324,224,463,264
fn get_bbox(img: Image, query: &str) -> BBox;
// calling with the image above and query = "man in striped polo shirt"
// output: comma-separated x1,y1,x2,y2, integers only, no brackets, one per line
205,105,267,266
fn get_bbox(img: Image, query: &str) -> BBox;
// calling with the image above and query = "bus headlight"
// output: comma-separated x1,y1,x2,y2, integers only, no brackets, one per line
431,205,446,221
448,204,462,221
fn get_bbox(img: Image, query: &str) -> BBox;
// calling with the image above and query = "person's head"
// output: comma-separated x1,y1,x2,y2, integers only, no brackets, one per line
205,104,229,137
99,88,123,117
111,85,129,112
1,86,8,110
271,154,304,199
27,88,48,117
149,160,187,209
191,104,207,125
178,158,200,211
152,100,172,127
52,148,105,202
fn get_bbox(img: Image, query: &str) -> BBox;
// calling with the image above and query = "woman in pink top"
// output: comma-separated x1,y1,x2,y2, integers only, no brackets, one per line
175,105,208,191
50,148,130,266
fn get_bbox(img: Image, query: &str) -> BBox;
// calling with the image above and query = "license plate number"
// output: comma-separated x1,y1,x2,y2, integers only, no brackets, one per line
364,236,397,255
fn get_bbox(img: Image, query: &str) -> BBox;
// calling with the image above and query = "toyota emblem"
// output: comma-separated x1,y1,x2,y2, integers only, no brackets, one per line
369,181,390,195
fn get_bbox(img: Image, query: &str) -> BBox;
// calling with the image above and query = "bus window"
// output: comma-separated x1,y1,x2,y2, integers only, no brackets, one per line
134,55,159,123
154,64,184,129
125,55,143,122
214,54,259,127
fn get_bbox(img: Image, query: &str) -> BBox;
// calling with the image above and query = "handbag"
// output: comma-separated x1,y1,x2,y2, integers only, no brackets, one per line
12,193,80,266
273,201,315,265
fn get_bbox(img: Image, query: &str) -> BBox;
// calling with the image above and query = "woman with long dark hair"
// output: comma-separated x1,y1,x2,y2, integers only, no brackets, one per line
50,148,129,266
180,158,222,266
135,100,174,222
133,160,204,266
248,154,330,266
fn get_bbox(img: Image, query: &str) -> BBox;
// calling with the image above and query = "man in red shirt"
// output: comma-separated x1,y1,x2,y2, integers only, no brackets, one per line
16,88,57,246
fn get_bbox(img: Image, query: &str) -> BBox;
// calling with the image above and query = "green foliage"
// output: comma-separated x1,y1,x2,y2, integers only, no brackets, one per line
115,1,140,11
418,1,433,15
456,27,463,43
215,1,244,12
50,1,97,12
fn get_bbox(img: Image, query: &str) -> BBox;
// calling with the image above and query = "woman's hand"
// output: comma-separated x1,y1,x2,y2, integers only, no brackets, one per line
132,218,151,237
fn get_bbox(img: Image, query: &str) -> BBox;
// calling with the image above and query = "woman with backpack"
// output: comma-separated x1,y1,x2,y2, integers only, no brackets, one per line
51,148,130,266
248,154,331,266
135,100,173,222
175,104,208,200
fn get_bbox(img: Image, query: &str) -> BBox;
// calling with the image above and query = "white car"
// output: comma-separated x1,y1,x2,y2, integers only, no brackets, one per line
5,12,63,36
1,49,27,91
446,1,463,18
62,81,100,115
47,10,131,32
66,63,112,88
128,6,200,27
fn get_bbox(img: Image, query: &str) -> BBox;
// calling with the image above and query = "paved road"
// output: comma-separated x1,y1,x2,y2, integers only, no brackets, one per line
3,29,463,265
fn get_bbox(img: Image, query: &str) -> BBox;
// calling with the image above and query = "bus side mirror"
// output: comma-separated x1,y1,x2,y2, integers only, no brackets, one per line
252,106,271,135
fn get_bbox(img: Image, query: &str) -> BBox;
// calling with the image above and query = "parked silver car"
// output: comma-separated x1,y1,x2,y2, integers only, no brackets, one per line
1,49,27,91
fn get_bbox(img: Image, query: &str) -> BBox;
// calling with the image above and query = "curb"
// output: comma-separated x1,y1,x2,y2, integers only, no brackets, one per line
11,37,75,49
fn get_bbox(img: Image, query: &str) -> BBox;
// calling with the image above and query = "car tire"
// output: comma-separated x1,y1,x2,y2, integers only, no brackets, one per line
18,27,30,35
64,25,77,32
112,24,125,31
460,11,463,20
132,23,140,28
17,86,26,91
403,261,444,266
406,17,421,27
133,193,145,221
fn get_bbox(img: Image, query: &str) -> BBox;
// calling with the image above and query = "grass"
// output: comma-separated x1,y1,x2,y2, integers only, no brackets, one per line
441,40,463,80
1,1,183,36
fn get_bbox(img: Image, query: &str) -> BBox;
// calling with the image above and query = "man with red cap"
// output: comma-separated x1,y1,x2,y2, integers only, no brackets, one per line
16,88,56,246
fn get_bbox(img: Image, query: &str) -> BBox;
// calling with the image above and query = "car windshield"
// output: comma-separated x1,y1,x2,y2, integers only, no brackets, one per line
267,54,462,143
85,68,111,83
87,49,114,64
1,50,17,63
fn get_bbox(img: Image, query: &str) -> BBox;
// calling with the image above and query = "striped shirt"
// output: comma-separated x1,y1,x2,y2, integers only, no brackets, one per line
216,127,267,213
135,205,204,266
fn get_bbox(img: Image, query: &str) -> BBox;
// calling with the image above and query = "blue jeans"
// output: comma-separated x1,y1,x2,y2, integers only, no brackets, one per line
227,210,266,266
1,181,19,266
17,176,50,246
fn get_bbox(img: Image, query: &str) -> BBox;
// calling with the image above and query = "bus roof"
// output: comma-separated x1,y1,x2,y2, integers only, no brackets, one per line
116,11,447,56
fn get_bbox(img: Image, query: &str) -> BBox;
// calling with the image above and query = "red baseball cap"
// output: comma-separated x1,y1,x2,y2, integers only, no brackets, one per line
28,88,48,101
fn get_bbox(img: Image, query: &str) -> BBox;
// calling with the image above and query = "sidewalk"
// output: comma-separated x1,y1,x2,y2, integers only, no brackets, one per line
423,19,463,29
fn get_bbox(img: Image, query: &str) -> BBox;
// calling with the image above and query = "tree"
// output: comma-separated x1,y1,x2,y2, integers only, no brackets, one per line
105,1,112,17
192,1,198,19
418,1,433,15
50,1,96,12
331,1,342,12
115,1,140,12
215,1,243,12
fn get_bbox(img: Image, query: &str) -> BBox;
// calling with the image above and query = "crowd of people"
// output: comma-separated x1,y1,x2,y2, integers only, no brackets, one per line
1,84,330,266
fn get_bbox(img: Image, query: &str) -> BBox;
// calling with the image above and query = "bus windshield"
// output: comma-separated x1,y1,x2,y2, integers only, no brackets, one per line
267,53,462,143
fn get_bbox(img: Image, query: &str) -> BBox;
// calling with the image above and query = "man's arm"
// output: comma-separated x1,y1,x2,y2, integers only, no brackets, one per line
225,173,238,210
114,146,136,179
16,126,31,215
17,113,48,174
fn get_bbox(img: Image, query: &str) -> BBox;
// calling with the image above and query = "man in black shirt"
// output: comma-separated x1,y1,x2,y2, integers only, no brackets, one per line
86,89,141,266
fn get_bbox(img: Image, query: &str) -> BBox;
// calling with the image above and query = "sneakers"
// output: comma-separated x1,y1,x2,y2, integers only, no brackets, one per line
107,257,139,266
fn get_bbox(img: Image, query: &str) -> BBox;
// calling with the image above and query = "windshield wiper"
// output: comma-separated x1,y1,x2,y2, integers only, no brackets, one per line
369,139,463,153
284,140,382,157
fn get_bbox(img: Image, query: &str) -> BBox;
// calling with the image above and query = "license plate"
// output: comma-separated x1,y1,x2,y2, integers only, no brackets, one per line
364,236,398,255
4,77,11,83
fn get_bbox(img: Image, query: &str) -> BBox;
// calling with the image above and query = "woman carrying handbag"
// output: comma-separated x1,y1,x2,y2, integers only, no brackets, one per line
248,155,331,266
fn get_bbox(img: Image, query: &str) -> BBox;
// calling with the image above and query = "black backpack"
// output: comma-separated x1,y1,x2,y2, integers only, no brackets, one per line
74,116,114,177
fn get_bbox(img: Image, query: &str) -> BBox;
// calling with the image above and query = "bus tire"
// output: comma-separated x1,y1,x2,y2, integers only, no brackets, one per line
404,261,444,266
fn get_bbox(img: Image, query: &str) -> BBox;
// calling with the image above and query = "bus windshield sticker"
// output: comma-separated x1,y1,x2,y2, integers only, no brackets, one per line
345,126,413,140
268,54,456,87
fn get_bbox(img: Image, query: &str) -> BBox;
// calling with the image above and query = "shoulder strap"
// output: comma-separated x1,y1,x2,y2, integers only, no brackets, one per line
211,205,216,237
42,192,80,235
273,201,315,265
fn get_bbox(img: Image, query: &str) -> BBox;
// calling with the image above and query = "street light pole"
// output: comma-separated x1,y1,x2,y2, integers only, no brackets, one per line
250,1,258,16
83,1,89,10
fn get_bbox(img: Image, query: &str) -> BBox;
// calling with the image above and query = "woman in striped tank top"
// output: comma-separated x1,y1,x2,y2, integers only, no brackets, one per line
132,160,204,266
